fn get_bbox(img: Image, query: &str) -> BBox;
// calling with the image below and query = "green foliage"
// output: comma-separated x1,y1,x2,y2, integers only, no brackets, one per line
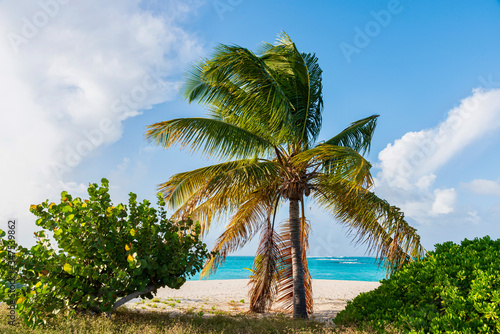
334,236,500,333
0,178,209,328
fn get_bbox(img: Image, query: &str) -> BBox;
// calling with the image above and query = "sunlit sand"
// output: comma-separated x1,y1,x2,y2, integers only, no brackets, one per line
123,279,380,322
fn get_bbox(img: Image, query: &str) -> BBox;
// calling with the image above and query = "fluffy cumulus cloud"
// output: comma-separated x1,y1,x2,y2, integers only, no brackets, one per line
431,188,456,215
374,88,500,226
0,0,204,245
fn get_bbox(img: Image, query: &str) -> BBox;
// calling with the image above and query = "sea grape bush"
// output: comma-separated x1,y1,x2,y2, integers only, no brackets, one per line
334,236,500,333
0,178,209,328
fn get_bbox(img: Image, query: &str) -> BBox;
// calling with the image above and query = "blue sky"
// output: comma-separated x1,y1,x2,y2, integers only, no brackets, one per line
1,0,500,256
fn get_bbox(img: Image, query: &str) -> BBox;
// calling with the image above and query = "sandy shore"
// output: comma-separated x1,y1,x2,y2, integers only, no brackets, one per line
123,279,380,322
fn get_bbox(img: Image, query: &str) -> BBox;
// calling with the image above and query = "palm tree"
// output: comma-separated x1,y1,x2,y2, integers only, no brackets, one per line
146,32,425,319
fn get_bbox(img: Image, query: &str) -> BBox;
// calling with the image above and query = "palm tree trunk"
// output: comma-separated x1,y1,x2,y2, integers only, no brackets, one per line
289,198,308,319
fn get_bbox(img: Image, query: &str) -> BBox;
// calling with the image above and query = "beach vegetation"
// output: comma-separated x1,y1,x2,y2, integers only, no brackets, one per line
0,179,209,328
0,302,388,333
334,236,500,333
146,31,425,319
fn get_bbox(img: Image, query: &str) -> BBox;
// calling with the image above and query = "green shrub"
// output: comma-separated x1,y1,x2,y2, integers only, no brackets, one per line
0,178,210,328
334,236,500,333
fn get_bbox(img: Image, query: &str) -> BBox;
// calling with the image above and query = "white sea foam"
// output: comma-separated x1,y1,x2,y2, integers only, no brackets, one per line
339,261,361,264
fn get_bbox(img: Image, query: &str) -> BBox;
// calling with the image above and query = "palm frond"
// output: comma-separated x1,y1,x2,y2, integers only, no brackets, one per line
323,115,379,155
161,160,280,233
200,190,281,278
182,43,299,144
297,52,323,146
293,144,373,188
312,178,426,272
146,118,274,160
248,218,284,313
258,31,323,147
274,218,313,314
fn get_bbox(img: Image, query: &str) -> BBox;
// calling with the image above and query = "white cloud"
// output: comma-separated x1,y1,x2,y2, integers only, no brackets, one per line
463,179,500,196
431,188,456,215
395,200,429,221
466,210,481,225
377,88,500,191
415,174,436,190
374,88,500,223
0,0,204,246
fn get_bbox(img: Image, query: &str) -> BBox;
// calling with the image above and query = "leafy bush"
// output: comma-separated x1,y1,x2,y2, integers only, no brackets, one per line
0,178,209,328
334,236,500,333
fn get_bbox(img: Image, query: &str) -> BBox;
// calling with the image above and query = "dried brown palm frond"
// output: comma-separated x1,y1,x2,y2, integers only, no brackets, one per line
275,217,313,314
200,190,275,278
248,217,284,313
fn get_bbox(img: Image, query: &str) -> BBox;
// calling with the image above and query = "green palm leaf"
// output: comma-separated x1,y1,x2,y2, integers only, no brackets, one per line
183,44,297,142
146,118,274,160
293,144,373,188
324,115,379,154
258,31,323,147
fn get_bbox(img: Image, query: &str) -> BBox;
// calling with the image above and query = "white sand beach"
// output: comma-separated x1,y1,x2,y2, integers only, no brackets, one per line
123,279,380,322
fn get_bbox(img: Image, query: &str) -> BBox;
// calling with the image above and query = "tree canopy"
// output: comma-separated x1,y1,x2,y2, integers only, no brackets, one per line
146,31,425,318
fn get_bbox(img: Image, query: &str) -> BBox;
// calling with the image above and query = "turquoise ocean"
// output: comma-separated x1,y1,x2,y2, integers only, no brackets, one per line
189,256,385,282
